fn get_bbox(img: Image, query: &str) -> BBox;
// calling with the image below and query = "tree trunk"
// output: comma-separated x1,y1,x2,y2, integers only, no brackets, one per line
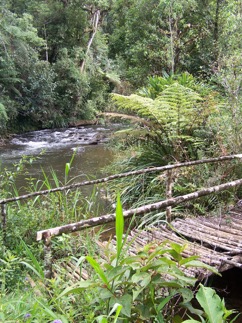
80,10,100,73
213,0,222,66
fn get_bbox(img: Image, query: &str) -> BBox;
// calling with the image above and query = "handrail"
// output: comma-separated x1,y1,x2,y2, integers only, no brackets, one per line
37,177,242,241
1,154,242,205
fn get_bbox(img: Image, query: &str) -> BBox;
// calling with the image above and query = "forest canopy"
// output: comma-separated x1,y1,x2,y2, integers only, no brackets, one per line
0,0,241,134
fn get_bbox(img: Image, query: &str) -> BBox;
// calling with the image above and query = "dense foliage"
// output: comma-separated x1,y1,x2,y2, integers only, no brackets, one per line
1,0,242,321
0,0,116,132
0,0,241,135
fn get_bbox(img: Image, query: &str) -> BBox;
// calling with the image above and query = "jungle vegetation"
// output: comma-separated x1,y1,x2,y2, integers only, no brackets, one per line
1,0,242,321
0,0,241,135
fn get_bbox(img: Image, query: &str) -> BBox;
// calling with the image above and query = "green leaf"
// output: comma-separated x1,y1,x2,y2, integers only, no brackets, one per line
136,303,152,319
182,302,204,317
146,246,171,262
132,272,152,300
220,298,238,321
132,272,151,287
166,273,196,286
170,242,185,254
108,303,123,322
107,265,128,281
121,255,142,265
115,193,124,260
20,261,44,280
179,255,199,265
172,315,184,323
57,281,97,299
156,312,165,323
111,294,132,317
169,250,182,262
196,284,224,323
65,162,71,181
95,316,108,323
35,299,68,322
86,256,110,288
184,260,219,275
20,239,44,279
133,288,143,301
157,281,183,288
178,288,194,303
157,295,173,312
99,288,114,300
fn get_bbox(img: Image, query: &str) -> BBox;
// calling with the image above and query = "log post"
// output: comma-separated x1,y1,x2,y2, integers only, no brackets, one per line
166,170,173,223
1,203,7,245
43,232,53,284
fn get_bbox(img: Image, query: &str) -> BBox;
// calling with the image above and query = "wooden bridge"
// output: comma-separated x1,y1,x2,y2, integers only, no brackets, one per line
53,204,242,282
2,154,242,281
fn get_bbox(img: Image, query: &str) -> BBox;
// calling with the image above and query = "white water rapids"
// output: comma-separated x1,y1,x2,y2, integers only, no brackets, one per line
0,124,119,184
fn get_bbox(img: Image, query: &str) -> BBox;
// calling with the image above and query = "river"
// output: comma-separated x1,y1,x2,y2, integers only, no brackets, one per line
0,124,119,196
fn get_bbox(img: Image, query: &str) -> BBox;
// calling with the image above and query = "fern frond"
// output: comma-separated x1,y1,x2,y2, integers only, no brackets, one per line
111,93,155,117
112,83,204,132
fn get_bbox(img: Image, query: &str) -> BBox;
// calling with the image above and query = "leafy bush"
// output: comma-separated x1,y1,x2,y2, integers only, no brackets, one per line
54,195,236,322
0,190,238,322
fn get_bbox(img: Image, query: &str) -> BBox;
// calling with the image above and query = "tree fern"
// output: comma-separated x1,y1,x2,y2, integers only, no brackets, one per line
111,93,155,117
112,83,205,136
111,79,219,162
155,83,202,135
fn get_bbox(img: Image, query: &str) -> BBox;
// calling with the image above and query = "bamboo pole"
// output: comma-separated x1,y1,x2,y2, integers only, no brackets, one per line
1,154,242,206
37,177,242,241
166,170,173,222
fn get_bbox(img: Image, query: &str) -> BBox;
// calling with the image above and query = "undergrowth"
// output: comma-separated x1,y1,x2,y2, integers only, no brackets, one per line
0,153,240,322
0,184,240,321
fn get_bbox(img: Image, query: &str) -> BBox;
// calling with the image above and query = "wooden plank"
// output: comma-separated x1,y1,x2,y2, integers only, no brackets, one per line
172,219,242,252
194,217,242,236
54,209,242,284
139,229,227,266
132,227,242,271
175,218,242,245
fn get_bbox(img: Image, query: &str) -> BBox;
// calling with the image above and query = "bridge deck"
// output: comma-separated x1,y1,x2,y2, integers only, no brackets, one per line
56,206,242,281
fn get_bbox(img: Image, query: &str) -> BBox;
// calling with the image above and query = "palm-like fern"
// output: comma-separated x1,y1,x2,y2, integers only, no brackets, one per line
138,72,199,99
155,83,203,136
112,83,209,138
111,76,220,163
109,75,221,211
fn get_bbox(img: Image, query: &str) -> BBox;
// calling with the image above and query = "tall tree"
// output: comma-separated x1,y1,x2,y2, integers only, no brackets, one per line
106,0,213,85
0,7,50,130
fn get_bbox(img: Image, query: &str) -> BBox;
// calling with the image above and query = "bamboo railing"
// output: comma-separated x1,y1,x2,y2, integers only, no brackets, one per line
1,154,242,280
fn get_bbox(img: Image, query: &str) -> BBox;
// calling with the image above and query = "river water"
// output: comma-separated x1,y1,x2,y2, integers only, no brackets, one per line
0,124,118,193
